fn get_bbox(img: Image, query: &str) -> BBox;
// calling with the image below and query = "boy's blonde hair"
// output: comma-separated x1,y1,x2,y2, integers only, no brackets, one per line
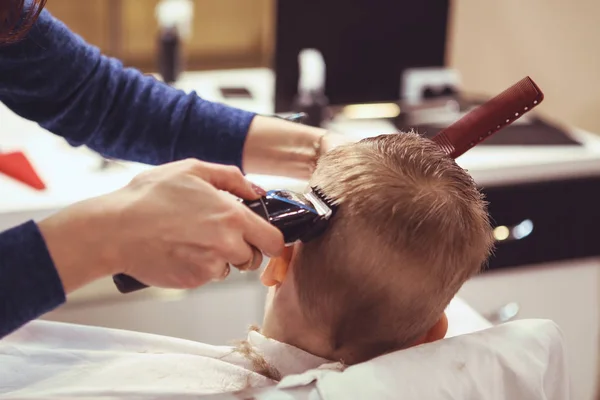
294,132,494,362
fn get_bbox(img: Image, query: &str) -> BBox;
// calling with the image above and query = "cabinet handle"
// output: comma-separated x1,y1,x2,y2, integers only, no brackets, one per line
484,302,520,325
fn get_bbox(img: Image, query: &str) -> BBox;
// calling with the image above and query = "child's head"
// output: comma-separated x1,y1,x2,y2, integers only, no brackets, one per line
259,133,494,365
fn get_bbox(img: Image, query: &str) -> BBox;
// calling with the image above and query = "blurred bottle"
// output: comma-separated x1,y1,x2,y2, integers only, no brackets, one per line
155,0,194,84
292,49,329,127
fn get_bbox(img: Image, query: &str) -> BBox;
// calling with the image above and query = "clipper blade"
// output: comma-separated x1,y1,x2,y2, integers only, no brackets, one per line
307,186,337,219
431,76,544,159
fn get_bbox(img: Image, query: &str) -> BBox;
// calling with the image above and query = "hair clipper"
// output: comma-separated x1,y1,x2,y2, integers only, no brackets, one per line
242,187,336,245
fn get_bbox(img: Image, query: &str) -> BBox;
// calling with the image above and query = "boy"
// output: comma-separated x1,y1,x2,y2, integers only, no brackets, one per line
236,132,495,381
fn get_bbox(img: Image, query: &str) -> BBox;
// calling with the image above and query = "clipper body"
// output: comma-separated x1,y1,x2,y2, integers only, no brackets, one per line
242,188,335,245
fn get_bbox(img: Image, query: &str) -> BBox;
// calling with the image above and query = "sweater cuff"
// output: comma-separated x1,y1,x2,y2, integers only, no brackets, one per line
0,221,66,338
174,95,257,171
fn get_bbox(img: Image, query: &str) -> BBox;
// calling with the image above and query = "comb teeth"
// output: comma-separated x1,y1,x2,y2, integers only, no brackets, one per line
432,131,454,156
431,76,544,159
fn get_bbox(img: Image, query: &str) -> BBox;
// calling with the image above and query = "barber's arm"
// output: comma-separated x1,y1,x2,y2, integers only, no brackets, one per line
0,8,327,179
0,160,284,339
0,7,344,340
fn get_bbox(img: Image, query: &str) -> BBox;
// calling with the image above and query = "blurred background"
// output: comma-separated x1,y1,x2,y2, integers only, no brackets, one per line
47,0,274,71
47,0,600,132
3,1,600,398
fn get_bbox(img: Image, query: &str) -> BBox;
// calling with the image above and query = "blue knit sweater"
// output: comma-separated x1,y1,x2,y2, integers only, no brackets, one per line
0,9,256,338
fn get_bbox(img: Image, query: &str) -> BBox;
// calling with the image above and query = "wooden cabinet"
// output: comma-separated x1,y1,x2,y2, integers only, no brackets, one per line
46,0,274,71
458,260,600,400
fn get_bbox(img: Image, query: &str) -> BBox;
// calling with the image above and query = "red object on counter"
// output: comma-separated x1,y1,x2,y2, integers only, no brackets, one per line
0,151,46,190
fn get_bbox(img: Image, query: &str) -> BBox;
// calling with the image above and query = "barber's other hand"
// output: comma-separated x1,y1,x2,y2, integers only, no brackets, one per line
38,160,284,293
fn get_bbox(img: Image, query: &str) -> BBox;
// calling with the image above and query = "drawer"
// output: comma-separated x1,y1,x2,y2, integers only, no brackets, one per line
481,175,600,271
458,259,600,400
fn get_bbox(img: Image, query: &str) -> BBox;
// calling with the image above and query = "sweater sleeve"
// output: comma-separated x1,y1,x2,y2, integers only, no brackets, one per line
0,8,256,168
0,221,65,338
0,7,257,338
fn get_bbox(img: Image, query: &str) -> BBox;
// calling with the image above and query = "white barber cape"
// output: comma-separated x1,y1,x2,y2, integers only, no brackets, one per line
0,320,339,398
0,318,569,400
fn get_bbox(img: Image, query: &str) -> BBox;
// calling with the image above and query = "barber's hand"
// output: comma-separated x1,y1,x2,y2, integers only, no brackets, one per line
38,159,284,294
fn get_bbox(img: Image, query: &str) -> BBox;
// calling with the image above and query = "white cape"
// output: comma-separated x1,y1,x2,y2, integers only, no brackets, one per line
0,319,569,400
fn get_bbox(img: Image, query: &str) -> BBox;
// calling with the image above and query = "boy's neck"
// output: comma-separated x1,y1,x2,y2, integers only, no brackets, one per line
263,311,375,365
265,324,359,365
262,309,392,366
262,301,337,362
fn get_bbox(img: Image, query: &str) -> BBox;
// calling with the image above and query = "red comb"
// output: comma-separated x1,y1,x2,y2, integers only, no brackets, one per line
0,151,46,190
431,76,544,159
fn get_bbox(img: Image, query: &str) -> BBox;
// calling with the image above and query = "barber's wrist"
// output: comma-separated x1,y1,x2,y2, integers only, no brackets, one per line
242,115,328,179
291,127,328,178
37,196,119,294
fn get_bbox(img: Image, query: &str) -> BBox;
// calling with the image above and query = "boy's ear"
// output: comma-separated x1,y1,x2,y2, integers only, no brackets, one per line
260,247,294,287
412,313,449,347
425,312,449,342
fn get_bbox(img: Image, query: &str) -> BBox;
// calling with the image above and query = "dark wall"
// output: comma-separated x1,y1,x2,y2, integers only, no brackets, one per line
274,0,450,112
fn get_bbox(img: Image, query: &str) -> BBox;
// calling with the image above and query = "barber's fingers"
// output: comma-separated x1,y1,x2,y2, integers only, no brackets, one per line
188,162,264,200
241,206,285,258
217,229,264,272
177,229,263,276
172,243,261,289
249,246,264,271
137,159,265,200
231,246,263,272
194,163,281,256
221,236,255,268
172,244,231,287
